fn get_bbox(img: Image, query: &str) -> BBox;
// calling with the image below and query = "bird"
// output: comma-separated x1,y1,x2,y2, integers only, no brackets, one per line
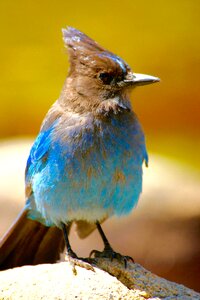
0,27,159,271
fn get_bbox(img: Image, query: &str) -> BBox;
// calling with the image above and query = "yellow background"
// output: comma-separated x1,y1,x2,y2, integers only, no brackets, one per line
0,0,199,170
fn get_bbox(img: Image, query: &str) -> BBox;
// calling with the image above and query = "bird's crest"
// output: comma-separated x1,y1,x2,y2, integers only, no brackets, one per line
62,27,128,77
62,27,105,53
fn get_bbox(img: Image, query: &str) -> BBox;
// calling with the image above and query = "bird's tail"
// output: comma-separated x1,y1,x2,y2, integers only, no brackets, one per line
0,208,65,270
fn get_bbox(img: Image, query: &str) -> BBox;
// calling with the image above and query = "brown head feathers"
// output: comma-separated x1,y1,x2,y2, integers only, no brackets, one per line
62,27,130,83
59,27,159,116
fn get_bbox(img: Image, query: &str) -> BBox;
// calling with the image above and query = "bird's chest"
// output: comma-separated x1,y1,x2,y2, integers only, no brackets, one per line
58,117,142,184
55,116,145,201
32,114,146,225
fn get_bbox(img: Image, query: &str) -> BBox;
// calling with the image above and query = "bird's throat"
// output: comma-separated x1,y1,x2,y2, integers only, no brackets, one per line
96,96,131,117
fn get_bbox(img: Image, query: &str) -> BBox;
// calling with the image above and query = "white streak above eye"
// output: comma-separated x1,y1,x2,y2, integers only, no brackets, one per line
115,58,127,74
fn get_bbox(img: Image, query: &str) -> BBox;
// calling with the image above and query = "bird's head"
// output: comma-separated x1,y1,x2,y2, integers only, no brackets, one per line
62,27,159,114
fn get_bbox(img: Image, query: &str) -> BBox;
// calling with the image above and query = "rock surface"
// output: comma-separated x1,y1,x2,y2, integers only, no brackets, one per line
0,259,199,300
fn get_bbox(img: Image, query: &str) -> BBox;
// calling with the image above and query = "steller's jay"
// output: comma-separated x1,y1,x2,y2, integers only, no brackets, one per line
0,27,159,270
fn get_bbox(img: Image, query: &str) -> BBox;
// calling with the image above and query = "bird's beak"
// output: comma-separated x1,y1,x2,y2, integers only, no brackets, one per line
123,72,160,86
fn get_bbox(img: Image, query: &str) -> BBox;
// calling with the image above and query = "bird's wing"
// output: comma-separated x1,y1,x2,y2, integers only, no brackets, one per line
25,119,59,197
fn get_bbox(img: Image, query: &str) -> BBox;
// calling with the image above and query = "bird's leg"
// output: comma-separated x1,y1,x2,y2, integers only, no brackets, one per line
61,222,95,274
61,222,78,258
90,221,134,268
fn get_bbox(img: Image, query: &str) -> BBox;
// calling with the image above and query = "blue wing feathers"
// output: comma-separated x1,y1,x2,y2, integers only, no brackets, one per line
25,120,58,182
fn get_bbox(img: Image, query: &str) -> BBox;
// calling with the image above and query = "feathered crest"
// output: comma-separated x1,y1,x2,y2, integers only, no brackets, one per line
62,27,109,73
62,27,129,79
62,27,105,54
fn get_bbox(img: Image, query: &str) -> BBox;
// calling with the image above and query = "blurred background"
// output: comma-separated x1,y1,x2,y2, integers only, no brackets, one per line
0,0,200,292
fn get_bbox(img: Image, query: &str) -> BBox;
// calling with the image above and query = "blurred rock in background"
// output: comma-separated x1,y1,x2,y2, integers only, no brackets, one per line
0,140,199,292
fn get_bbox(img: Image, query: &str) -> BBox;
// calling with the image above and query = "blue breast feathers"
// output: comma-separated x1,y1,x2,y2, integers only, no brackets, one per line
26,112,147,227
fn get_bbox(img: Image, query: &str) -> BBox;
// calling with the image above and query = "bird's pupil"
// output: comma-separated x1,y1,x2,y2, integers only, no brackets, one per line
99,72,113,84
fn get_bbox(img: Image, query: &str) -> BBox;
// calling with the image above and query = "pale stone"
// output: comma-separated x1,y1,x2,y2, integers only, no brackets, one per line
0,260,199,300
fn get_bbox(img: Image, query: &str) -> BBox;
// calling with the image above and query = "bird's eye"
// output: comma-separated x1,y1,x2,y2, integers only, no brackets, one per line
99,72,113,85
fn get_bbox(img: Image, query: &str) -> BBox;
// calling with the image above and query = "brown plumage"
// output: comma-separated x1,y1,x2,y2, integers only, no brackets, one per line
0,209,66,270
60,27,132,115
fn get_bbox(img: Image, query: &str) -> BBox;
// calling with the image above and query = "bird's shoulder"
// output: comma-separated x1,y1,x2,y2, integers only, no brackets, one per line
25,101,92,171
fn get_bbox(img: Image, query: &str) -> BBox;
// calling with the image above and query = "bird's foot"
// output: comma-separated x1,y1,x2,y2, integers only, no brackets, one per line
65,250,96,275
90,245,134,268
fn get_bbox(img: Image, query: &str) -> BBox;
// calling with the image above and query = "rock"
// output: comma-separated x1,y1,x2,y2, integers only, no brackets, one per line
0,260,199,300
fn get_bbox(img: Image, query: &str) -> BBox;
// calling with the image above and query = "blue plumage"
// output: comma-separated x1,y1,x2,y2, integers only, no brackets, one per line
26,110,147,227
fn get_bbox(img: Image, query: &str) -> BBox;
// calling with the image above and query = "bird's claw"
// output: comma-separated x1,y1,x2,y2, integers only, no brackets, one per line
90,246,134,268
